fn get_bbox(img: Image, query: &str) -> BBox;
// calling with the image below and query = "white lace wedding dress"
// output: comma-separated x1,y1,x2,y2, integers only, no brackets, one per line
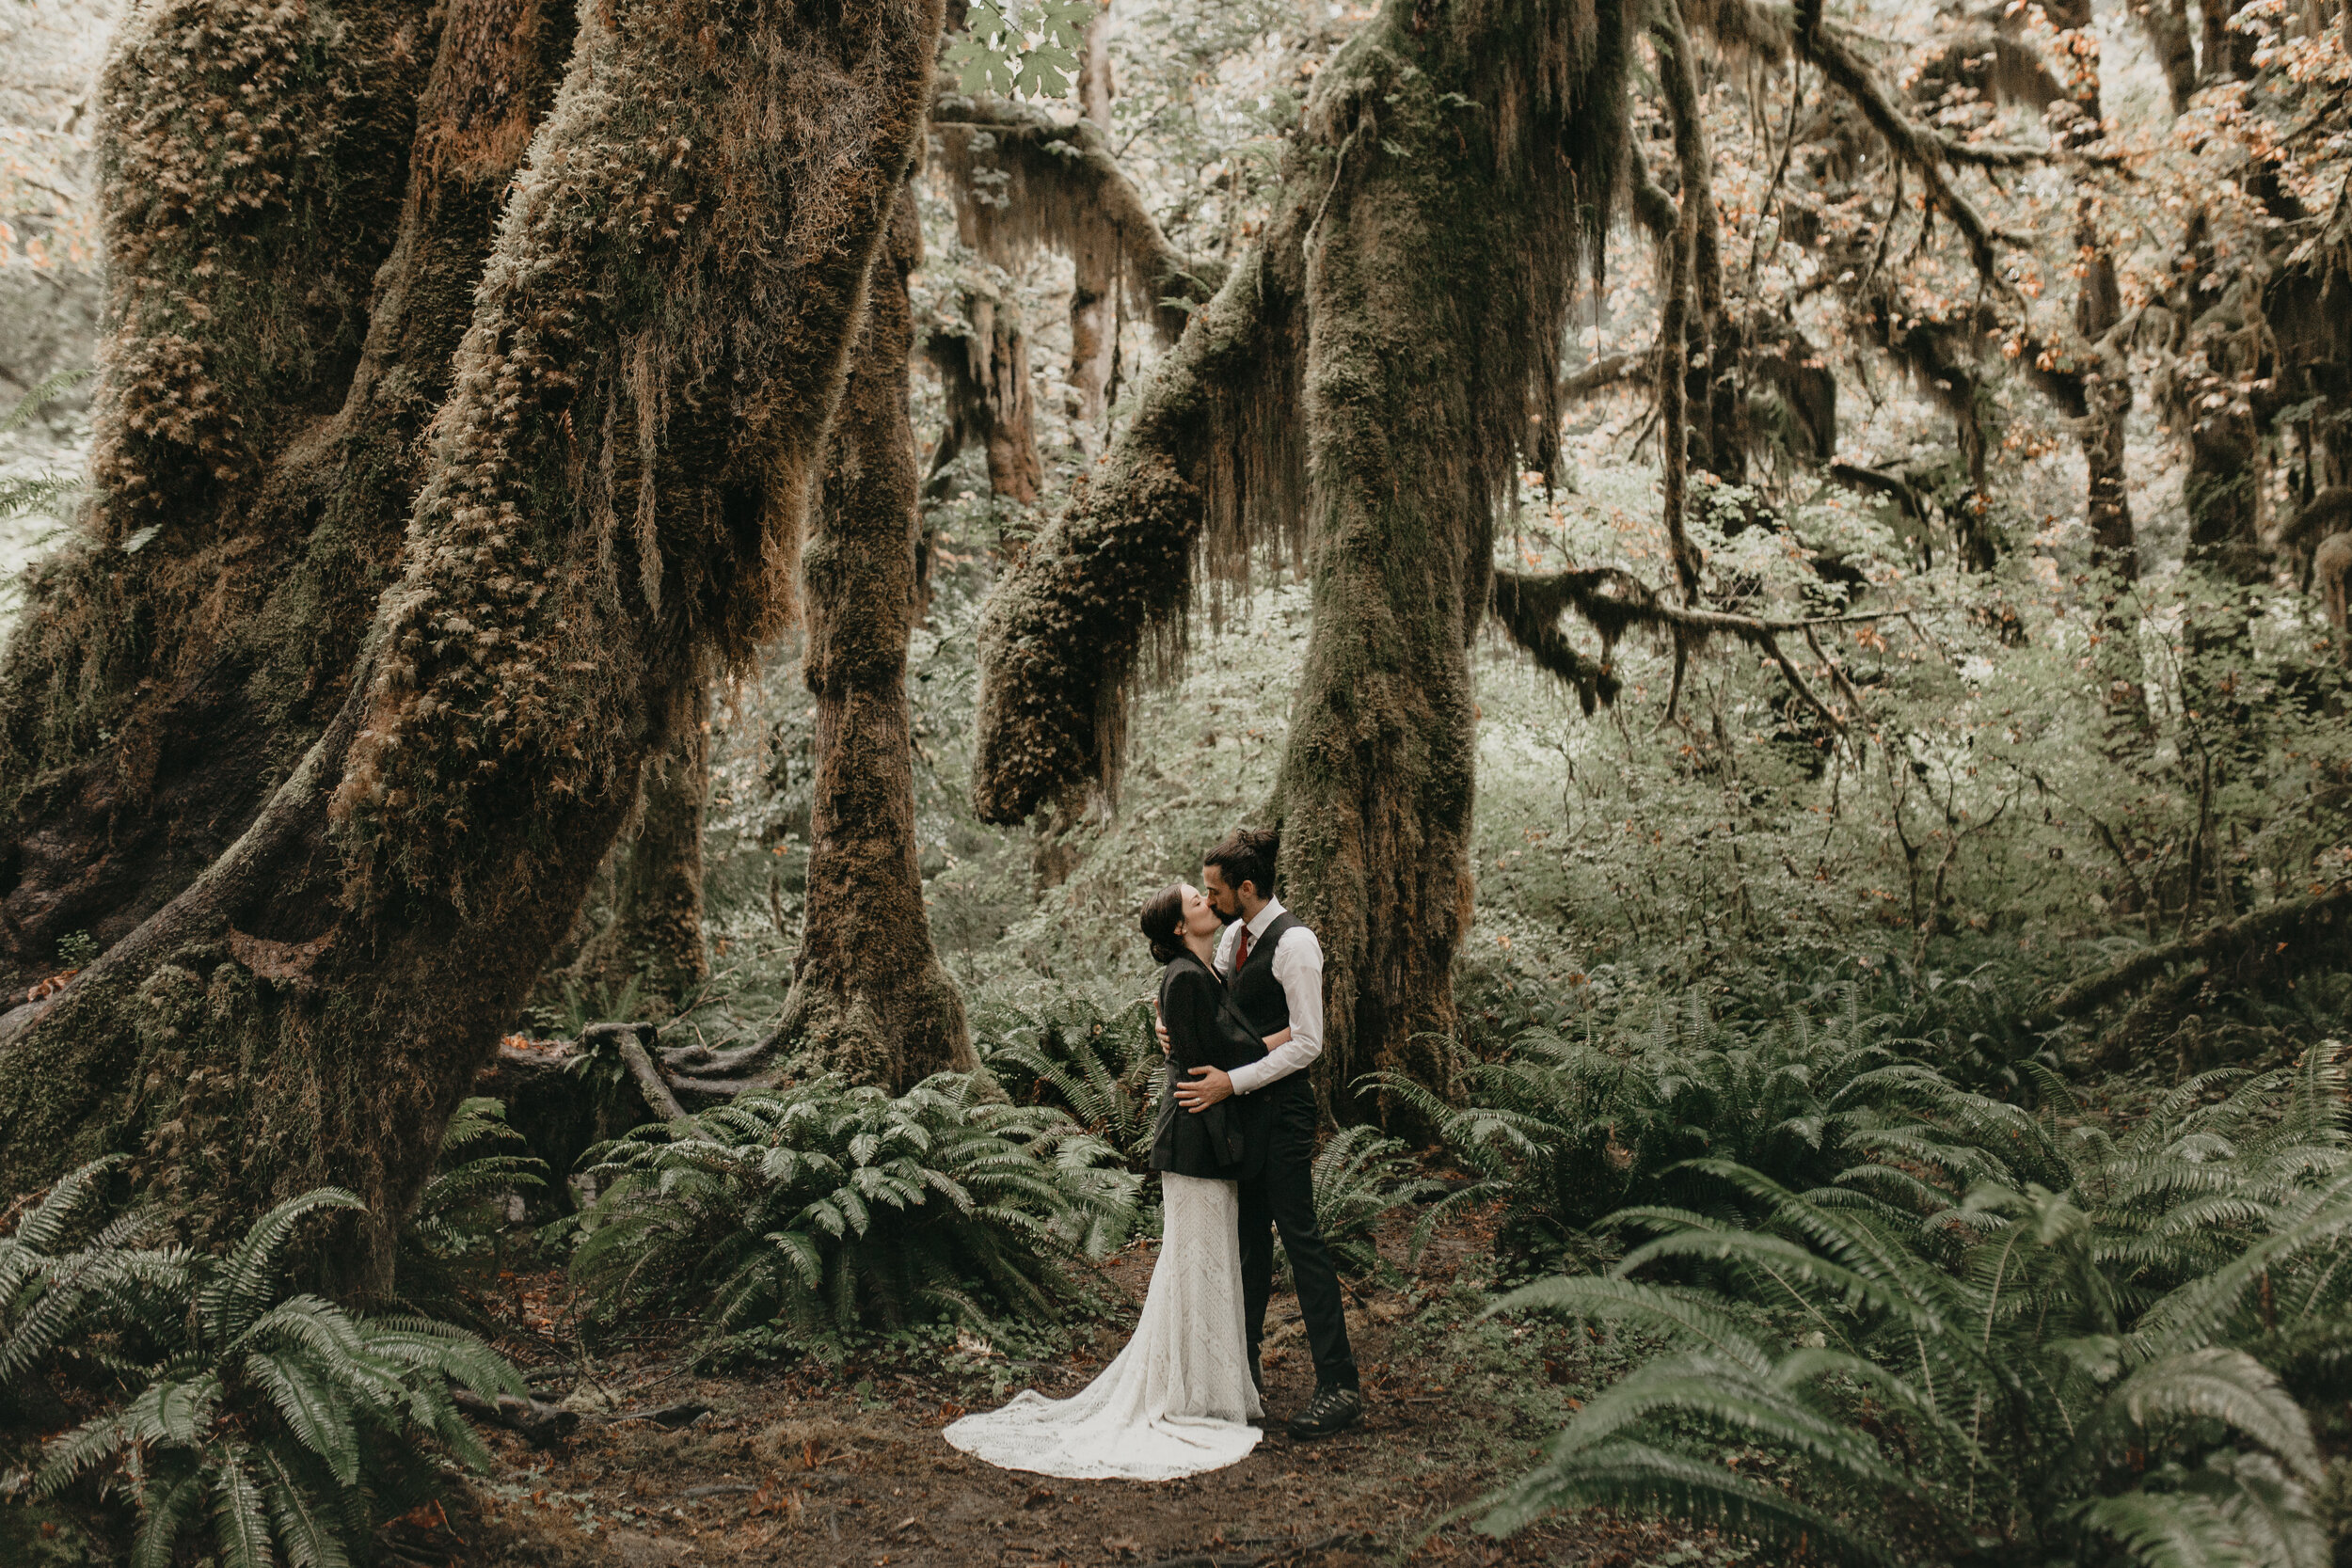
943,1172,1263,1481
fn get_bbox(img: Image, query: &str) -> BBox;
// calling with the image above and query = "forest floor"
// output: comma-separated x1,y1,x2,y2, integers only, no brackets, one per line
413,1214,1713,1568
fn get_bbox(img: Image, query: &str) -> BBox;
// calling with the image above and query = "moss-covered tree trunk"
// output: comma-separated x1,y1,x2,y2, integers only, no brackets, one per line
773,192,971,1090
0,0,572,989
974,0,1624,1131
0,0,939,1291
1066,3,1119,451
1269,5,1620,1129
921,286,1044,503
552,690,711,1009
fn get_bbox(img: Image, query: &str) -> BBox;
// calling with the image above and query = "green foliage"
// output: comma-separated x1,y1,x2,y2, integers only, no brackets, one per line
1378,989,1918,1269
945,0,1096,100
534,974,645,1042
974,989,1162,1169
0,1158,169,1420
571,1071,1138,1360
1477,1043,2352,1566
6,1166,522,1568
408,1098,548,1261
0,370,87,524
1302,1125,1440,1280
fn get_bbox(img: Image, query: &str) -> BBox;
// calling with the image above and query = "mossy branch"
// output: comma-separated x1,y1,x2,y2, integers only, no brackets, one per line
1491,566,1893,733
1561,353,1648,402
2034,881,2352,1026
1783,0,2027,291
971,239,1295,824
930,87,1223,340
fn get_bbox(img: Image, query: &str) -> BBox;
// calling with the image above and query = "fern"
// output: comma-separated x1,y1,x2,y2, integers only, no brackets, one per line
974,990,1163,1169
0,368,88,522
1475,1039,2352,1567
1298,1125,1440,1280
8,1165,524,1568
408,1096,548,1259
1375,988,1918,1266
571,1069,1139,1358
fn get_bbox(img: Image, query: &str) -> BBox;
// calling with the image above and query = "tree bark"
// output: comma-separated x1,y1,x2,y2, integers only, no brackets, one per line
2137,0,2200,113
0,0,573,988
553,689,711,1009
0,0,939,1292
2203,0,2259,81
1653,0,1708,602
921,285,1044,504
772,190,972,1090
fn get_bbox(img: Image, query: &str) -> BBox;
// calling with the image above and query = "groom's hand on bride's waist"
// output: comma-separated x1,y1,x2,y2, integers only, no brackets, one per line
1174,1066,1233,1111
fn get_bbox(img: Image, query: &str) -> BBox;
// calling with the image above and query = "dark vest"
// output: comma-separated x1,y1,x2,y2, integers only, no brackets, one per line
1228,911,1300,1038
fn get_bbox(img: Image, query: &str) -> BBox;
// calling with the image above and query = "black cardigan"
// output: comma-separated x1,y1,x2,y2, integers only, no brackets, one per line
1149,952,1259,1179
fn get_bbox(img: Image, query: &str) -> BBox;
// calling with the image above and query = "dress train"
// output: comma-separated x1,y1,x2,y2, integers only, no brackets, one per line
943,1172,1262,1481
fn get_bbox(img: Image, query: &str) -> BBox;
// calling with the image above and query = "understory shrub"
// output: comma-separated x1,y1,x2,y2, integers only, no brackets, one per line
1301,1126,1441,1281
973,990,1162,1170
1478,1042,2352,1566
571,1071,1138,1358
1382,990,1921,1268
5,1164,520,1567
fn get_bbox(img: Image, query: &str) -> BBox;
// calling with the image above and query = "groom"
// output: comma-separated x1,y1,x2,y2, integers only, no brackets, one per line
1172,825,1362,1440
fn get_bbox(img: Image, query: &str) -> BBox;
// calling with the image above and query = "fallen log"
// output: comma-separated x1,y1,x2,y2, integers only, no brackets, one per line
2032,881,2352,1064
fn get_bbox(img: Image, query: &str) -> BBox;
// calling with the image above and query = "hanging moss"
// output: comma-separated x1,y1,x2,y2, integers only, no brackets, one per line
0,0,575,984
920,277,1044,503
552,687,711,1008
929,93,1219,342
971,231,1308,823
0,0,941,1294
975,0,1627,1131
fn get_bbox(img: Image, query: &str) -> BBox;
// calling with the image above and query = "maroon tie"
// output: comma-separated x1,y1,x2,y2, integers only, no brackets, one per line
1234,927,1250,970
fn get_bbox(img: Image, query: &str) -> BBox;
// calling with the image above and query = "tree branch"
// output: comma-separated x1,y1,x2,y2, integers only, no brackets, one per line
1560,352,1649,401
1654,0,1709,604
930,87,1223,339
1490,566,1858,732
971,234,1297,823
1783,0,2028,292
2036,881,2352,1027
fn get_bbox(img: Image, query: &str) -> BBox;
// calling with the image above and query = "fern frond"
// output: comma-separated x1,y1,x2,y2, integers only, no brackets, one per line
1475,1439,1902,1565
256,1445,353,1568
209,1443,276,1568
201,1191,364,1348
245,1351,359,1487
131,1470,206,1568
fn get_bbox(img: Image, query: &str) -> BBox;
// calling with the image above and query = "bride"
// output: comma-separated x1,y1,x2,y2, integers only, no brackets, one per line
944,882,1280,1481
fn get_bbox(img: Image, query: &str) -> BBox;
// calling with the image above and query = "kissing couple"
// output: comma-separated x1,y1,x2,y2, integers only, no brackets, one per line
944,826,1364,1481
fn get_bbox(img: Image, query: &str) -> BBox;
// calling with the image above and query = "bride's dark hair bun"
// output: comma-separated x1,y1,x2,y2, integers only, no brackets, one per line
1139,883,1186,965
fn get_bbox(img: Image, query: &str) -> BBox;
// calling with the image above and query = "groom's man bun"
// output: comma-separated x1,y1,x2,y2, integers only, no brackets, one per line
1204,825,1279,899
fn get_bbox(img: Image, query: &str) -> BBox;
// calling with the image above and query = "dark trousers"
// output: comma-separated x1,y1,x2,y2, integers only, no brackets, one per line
1238,1079,1359,1391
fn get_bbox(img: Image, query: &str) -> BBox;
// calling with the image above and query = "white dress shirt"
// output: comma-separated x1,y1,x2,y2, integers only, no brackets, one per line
1212,897,1323,1095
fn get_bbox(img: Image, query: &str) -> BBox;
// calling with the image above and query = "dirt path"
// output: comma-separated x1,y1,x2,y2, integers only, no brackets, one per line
420,1230,1698,1568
